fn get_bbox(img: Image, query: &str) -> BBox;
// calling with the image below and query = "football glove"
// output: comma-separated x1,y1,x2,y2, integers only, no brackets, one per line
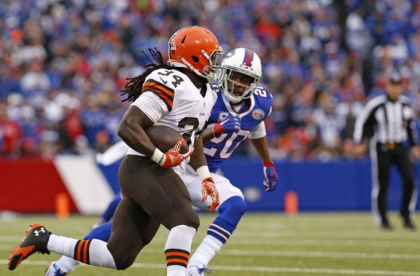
212,114,241,137
151,138,193,168
201,177,220,212
263,161,277,192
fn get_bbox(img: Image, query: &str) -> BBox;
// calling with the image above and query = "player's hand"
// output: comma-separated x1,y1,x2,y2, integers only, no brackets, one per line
201,177,220,212
212,115,241,137
263,161,277,192
153,138,192,168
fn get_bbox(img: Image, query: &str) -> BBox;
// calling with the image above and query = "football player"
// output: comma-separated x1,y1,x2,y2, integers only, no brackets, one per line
8,26,222,276
44,48,278,276
185,48,277,275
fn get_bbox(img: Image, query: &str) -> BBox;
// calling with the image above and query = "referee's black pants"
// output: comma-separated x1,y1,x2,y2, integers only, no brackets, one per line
373,143,416,224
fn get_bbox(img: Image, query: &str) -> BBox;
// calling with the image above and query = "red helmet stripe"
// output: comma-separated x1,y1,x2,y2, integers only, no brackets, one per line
243,49,253,66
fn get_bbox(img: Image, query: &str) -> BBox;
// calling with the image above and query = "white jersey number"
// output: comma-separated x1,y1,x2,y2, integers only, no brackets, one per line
205,129,251,159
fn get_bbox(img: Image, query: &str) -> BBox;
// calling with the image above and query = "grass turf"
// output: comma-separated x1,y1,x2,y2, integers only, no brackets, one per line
0,212,419,276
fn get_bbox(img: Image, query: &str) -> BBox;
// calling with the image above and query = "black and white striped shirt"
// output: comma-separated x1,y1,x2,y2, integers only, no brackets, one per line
354,95,418,145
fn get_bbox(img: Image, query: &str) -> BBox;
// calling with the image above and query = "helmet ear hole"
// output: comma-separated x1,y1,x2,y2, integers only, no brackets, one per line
191,56,199,63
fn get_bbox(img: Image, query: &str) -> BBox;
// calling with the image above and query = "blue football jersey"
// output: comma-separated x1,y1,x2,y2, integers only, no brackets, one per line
204,85,273,172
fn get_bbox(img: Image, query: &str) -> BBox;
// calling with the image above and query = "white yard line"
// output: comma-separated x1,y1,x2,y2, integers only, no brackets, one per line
233,231,420,240
220,249,420,260
153,235,420,248
205,265,420,276
225,238,420,249
140,248,420,260
240,222,373,230
1,260,419,275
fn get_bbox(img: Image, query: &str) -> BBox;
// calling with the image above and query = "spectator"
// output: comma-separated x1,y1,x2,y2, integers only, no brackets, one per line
0,0,418,161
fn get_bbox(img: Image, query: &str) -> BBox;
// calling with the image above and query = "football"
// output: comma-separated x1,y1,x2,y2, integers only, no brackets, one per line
144,125,190,154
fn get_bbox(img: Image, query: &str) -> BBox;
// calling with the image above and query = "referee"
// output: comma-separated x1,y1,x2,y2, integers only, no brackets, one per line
354,72,419,230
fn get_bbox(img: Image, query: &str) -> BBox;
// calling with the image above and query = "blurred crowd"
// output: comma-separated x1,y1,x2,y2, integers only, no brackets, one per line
1,0,420,161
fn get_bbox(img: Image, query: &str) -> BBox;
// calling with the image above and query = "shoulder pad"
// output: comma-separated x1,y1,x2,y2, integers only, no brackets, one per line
142,69,181,111
251,86,273,118
253,86,274,105
146,68,187,91
254,86,273,99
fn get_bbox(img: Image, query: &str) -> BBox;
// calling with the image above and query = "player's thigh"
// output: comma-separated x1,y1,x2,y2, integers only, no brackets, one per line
107,197,160,261
185,171,244,211
212,173,244,205
119,155,199,230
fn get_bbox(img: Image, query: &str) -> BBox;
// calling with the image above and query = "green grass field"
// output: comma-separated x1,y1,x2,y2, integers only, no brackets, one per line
1,212,419,276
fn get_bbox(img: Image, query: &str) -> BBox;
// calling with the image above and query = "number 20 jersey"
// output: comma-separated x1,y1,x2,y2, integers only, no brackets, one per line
204,85,273,172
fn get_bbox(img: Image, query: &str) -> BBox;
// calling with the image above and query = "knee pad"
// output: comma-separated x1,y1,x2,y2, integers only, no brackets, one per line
176,214,200,231
84,222,112,242
163,209,200,231
113,254,136,270
218,196,248,227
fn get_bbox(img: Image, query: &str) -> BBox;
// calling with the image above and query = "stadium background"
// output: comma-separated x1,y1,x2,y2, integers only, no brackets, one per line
1,0,420,213
1,1,420,276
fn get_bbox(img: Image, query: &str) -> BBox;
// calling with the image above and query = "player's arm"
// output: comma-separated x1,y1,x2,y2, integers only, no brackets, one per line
189,134,207,170
201,128,215,144
189,135,220,211
251,136,271,163
118,91,188,168
250,122,278,191
118,106,155,157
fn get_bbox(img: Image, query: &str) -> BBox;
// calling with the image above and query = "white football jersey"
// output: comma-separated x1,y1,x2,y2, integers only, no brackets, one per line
127,68,216,174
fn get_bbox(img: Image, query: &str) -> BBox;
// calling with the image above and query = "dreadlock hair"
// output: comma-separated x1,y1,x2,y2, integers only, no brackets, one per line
121,48,173,102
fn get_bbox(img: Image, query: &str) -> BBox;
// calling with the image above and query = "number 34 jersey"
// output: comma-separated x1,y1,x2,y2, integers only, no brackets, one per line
128,68,217,156
204,85,273,173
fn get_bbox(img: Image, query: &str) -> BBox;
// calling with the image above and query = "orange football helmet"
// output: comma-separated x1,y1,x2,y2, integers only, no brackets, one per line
168,26,223,82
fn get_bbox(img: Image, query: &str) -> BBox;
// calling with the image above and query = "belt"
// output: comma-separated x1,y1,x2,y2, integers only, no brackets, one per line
378,142,401,150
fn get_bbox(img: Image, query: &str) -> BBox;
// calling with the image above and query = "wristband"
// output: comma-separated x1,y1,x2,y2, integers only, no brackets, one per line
263,161,274,167
196,166,212,181
212,123,224,137
151,148,165,165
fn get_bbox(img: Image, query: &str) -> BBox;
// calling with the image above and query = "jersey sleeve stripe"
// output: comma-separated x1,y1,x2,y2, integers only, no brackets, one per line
142,81,175,111
143,84,174,100
143,87,174,111
143,80,175,97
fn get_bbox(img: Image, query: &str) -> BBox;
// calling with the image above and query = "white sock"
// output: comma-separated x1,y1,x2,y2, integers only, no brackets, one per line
47,235,116,269
188,235,223,268
47,234,78,256
88,240,116,268
165,225,196,276
54,256,79,273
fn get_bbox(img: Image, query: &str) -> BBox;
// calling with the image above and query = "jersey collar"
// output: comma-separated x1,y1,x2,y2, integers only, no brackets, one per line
222,92,255,118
